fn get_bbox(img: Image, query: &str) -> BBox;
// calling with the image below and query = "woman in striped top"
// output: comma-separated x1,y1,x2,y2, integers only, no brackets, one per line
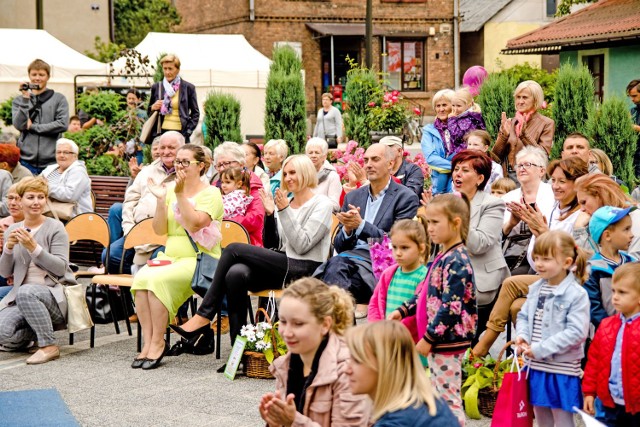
515,230,590,427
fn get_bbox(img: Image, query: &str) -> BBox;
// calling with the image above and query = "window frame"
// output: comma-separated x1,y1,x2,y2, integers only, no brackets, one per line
384,38,426,92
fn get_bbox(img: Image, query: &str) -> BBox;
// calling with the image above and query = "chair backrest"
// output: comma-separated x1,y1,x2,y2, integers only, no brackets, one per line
330,213,340,240
221,220,250,248
123,218,167,250
65,212,110,248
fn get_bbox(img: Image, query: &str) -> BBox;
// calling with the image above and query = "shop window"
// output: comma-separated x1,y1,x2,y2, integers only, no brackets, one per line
386,40,424,91
583,54,605,101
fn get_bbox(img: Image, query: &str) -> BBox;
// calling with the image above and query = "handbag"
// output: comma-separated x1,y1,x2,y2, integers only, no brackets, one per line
140,110,160,144
48,273,94,334
491,356,533,427
44,198,76,221
186,233,219,298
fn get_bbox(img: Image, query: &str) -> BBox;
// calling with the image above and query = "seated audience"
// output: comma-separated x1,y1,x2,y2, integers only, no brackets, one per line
130,144,223,370
263,139,288,195
0,144,33,183
243,142,270,191
0,177,77,364
259,278,371,426
212,142,265,247
346,321,458,426
314,143,419,305
305,137,342,212
490,177,516,198
171,155,333,344
379,135,425,198
67,115,82,133
40,138,92,217
464,130,503,193
0,185,23,300
589,147,626,187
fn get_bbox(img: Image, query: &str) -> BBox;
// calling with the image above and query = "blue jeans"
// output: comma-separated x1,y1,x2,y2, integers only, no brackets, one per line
597,401,640,427
0,285,11,300
20,159,46,175
107,203,124,244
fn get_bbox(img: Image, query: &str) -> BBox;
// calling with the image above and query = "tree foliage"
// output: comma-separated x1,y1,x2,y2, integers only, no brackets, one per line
84,36,126,63
550,63,595,159
0,96,14,126
264,46,307,154
114,0,181,48
203,92,242,149
556,0,596,16
476,73,516,142
344,61,379,147
587,96,637,186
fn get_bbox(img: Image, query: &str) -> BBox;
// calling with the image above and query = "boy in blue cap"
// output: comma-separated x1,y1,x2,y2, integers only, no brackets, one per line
584,206,637,329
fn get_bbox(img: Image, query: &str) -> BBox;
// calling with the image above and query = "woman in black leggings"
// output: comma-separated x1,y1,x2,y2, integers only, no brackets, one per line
171,155,334,342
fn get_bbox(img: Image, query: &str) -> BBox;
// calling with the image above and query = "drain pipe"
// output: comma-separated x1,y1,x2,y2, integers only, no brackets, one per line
453,0,460,88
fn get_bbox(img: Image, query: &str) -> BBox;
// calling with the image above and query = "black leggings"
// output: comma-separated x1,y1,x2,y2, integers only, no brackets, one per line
197,243,293,342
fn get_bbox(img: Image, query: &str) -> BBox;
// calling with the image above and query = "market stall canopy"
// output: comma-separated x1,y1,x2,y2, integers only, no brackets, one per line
0,28,109,83
111,32,271,88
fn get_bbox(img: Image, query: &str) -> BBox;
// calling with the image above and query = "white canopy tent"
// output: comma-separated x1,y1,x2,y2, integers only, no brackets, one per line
111,32,272,137
0,29,109,116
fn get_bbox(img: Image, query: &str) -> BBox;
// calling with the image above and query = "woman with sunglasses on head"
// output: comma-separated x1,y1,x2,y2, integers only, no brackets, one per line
130,144,223,370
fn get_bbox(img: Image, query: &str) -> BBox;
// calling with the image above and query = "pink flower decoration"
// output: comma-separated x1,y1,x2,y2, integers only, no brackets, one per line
413,107,421,116
473,362,482,369
391,90,399,97
391,96,398,103
368,101,376,107
450,300,462,315
541,100,548,109
434,324,447,336
368,235,394,280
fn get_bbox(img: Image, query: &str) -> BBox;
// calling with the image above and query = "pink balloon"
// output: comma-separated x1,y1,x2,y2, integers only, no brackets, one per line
462,66,488,96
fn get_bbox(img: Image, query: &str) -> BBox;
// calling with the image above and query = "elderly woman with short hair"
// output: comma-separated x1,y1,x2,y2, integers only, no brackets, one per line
421,89,455,194
492,80,555,180
263,139,288,196
148,54,199,142
313,92,343,148
40,138,92,217
213,142,265,247
305,137,341,212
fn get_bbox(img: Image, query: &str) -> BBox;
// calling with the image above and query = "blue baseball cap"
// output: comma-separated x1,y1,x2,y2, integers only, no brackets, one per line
589,206,636,244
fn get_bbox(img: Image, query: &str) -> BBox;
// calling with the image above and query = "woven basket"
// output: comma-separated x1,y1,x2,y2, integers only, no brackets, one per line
242,308,279,379
478,340,514,418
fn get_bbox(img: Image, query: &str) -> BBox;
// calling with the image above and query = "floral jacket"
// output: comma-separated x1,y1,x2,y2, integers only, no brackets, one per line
398,243,477,353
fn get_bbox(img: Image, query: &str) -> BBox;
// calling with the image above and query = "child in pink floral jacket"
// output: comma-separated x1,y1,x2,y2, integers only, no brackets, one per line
390,194,477,426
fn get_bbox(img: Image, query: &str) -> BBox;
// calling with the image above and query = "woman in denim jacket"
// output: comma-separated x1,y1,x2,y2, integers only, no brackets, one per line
515,230,590,427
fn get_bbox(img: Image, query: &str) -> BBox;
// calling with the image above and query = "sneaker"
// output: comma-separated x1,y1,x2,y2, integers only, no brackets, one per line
87,266,105,274
212,316,229,335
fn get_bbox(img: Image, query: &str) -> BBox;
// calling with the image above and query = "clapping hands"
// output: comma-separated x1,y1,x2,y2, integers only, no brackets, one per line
259,188,275,216
148,178,167,200
259,390,296,427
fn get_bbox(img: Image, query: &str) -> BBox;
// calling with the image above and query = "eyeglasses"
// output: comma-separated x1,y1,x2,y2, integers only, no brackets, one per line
56,151,75,156
173,160,200,168
515,162,541,170
215,160,238,170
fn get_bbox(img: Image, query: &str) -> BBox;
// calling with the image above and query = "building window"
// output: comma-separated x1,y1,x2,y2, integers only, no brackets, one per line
386,40,424,91
583,54,605,101
546,0,557,17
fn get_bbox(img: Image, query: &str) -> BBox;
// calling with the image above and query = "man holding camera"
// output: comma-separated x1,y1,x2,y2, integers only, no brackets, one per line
11,59,69,175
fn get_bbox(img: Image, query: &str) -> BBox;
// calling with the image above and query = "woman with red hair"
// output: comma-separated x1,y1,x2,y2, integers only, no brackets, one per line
0,144,33,183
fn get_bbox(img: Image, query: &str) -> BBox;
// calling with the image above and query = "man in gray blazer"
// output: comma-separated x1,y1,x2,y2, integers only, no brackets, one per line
314,144,419,303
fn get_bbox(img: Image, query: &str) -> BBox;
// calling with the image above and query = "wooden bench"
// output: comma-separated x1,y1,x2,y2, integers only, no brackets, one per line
69,175,130,266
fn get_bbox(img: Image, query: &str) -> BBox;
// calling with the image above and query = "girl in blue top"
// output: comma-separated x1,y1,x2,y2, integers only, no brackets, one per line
516,230,590,427
346,321,458,427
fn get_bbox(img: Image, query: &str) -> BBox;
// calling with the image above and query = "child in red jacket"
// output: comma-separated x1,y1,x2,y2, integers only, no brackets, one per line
583,262,640,426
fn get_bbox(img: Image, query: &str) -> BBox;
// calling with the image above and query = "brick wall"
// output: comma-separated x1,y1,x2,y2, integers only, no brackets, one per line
174,0,455,116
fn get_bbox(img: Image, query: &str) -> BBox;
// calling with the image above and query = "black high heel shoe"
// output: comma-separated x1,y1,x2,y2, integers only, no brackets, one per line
169,323,209,340
141,342,169,370
131,357,146,369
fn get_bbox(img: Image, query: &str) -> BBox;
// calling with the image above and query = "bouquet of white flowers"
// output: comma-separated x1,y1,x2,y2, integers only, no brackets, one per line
240,309,287,366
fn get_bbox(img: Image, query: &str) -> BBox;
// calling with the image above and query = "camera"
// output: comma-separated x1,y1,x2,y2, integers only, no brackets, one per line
20,83,40,91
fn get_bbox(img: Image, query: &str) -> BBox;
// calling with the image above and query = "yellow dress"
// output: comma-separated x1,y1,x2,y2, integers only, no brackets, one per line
131,186,223,318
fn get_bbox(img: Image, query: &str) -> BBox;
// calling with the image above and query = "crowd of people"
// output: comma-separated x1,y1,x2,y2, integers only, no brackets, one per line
0,55,640,426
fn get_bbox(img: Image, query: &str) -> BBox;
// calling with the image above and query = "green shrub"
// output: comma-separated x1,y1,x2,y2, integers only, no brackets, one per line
550,63,595,159
496,61,557,102
0,96,14,126
587,96,637,186
154,52,167,83
476,73,516,142
203,91,242,149
344,63,379,147
85,155,128,177
76,91,125,123
264,46,307,154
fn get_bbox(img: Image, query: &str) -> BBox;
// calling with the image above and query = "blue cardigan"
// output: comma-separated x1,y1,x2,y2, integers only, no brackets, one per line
420,124,452,194
374,398,458,426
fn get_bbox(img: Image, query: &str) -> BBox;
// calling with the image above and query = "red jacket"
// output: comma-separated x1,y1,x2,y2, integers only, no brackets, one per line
220,172,265,247
583,314,640,414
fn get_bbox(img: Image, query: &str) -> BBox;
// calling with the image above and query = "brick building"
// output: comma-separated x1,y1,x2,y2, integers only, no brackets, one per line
174,0,455,117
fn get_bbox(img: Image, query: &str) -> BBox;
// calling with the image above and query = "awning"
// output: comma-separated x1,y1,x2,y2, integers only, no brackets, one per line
306,23,384,37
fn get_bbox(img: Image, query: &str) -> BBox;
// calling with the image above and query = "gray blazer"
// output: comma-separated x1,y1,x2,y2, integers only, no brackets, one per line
467,191,510,305
0,218,76,325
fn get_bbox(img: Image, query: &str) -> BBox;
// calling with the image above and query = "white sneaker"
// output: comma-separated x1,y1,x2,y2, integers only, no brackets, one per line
87,266,105,274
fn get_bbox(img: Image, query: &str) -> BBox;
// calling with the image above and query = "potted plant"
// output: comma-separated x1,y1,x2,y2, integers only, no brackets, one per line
367,89,411,140
240,309,287,379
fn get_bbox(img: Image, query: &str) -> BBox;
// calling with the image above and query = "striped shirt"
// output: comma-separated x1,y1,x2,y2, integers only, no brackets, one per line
529,284,581,376
385,265,427,319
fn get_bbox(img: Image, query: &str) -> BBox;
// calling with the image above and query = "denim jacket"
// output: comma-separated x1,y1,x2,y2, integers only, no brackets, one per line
516,272,590,362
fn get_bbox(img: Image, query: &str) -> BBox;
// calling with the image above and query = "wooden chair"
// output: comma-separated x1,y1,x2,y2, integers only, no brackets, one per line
64,213,110,345
91,218,167,350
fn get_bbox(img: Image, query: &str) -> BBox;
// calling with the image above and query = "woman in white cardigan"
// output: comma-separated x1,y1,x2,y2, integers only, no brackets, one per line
305,137,342,212
40,138,92,217
313,93,343,148
171,155,333,344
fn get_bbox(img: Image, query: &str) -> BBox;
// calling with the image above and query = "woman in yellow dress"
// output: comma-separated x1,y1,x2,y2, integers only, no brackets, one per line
131,144,223,370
